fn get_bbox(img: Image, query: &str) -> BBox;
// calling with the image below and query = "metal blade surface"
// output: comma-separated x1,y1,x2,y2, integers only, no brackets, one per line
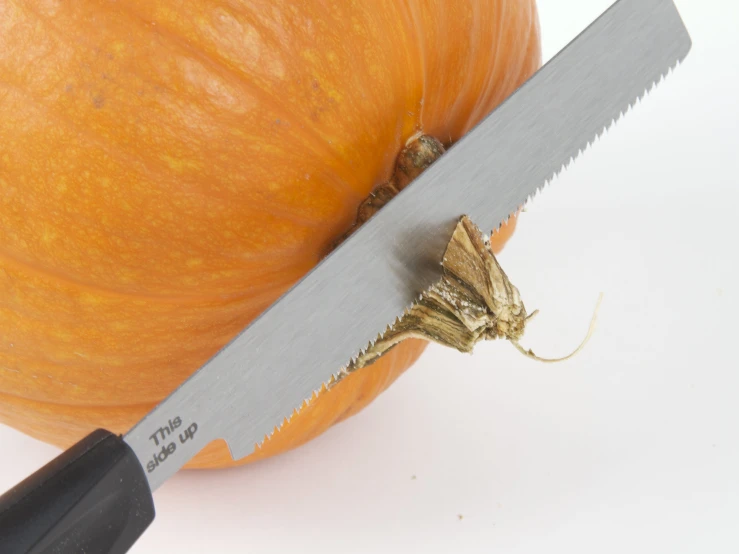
124,0,691,491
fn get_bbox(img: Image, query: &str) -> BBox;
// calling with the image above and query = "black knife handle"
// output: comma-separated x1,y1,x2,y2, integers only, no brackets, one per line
0,428,155,554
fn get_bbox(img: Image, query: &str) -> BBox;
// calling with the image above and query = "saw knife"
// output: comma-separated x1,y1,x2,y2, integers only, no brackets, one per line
0,0,691,552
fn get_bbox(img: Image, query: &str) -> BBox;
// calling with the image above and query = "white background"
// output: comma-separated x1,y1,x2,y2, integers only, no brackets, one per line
2,0,737,552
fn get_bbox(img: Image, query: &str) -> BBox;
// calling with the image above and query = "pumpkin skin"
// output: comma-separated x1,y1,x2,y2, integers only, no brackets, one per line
0,0,541,468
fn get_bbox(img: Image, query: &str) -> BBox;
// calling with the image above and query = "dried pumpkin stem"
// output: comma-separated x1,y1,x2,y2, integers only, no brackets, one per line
344,215,529,373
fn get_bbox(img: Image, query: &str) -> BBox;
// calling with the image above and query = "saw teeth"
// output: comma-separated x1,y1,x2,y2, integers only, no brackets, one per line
254,384,333,449
252,294,433,451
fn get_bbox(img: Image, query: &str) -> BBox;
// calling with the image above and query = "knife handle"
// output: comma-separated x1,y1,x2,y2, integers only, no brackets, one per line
0,428,155,554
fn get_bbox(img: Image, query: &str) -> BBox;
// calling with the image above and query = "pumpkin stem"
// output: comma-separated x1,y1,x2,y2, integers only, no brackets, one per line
335,216,529,378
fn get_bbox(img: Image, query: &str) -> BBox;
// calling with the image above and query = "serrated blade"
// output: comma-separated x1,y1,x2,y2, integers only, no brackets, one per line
124,0,691,491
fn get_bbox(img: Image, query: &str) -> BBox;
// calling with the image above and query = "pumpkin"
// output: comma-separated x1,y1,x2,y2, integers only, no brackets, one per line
0,0,541,469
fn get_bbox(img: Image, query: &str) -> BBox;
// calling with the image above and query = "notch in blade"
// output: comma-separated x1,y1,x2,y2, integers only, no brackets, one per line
124,0,691,491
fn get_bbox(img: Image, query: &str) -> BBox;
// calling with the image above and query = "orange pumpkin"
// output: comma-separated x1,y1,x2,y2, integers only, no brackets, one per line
0,0,541,468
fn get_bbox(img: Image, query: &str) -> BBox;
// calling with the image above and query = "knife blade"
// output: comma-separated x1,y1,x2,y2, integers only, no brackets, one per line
0,0,691,552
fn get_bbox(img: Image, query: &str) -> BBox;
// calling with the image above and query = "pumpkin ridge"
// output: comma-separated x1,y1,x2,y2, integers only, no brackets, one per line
0,390,156,410
448,6,485,131
0,250,218,303
465,7,506,129
385,0,426,133
404,1,429,112
0,248,311,303
0,218,333,300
